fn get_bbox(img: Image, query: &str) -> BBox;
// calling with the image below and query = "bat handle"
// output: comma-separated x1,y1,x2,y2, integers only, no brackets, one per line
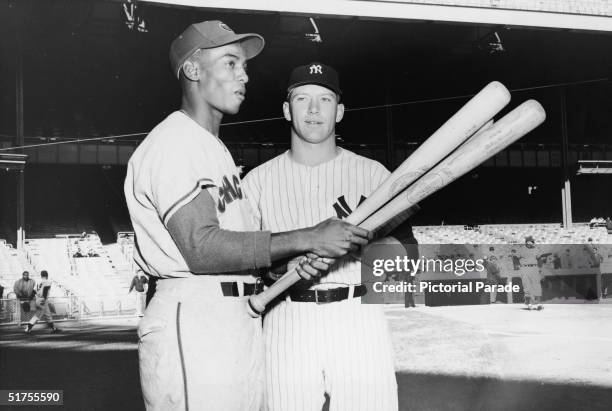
246,217,363,318
247,268,302,318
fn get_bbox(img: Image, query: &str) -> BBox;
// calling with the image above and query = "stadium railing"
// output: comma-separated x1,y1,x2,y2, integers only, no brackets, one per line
0,294,138,326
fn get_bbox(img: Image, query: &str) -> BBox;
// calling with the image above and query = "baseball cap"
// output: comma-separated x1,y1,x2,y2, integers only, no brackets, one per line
287,62,342,96
170,20,265,78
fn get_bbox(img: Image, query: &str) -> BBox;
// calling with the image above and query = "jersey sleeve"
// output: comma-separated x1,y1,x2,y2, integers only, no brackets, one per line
242,168,263,230
149,135,218,226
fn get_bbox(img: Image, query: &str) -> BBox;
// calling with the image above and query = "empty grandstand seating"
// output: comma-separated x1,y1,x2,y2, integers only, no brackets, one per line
0,240,33,292
23,233,136,317
413,223,612,245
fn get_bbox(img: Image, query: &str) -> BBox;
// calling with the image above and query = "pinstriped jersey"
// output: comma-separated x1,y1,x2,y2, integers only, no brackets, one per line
243,148,390,288
124,111,254,278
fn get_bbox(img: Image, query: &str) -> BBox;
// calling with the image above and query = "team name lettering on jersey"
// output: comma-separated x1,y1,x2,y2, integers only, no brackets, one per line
332,194,367,219
218,174,243,212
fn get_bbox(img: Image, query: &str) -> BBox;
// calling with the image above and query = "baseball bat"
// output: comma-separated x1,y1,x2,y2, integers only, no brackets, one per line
360,100,546,230
246,84,511,318
342,81,510,224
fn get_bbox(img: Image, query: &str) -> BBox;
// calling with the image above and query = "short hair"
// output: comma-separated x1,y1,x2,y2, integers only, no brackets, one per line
22,271,29,275
41,270,49,278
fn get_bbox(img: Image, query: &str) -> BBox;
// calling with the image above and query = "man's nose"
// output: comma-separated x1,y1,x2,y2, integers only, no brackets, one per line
308,99,319,114
237,66,249,84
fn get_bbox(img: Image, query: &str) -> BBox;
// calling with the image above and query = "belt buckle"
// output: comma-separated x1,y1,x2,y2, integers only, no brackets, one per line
314,289,331,305
255,278,264,294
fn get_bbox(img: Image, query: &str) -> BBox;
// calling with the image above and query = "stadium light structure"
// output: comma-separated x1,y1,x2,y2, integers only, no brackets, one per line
305,17,322,43
123,0,148,32
577,160,612,174
0,153,27,171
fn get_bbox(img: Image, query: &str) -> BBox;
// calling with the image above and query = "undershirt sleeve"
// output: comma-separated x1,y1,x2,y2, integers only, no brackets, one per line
167,189,271,274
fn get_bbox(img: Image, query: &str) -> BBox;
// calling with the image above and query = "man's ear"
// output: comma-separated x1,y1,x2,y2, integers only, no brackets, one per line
335,103,345,123
182,60,200,81
283,101,292,122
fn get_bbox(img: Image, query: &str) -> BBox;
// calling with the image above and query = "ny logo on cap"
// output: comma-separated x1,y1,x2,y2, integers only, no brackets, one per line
309,64,322,75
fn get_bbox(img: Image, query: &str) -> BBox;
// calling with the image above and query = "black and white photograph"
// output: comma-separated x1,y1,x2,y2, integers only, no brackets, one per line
1,1,611,410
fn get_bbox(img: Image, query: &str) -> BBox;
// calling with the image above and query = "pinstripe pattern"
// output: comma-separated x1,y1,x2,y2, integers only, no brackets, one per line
243,148,398,411
245,148,390,288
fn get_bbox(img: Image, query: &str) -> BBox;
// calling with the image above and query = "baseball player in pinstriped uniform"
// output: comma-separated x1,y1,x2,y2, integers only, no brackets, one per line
124,23,369,411
243,63,417,411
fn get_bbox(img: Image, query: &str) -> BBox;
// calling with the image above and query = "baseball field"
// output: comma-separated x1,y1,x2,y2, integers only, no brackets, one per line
1,302,611,411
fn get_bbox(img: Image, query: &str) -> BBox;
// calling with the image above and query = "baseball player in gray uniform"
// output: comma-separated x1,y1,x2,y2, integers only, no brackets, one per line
519,236,544,310
24,270,59,334
243,63,417,411
124,23,370,411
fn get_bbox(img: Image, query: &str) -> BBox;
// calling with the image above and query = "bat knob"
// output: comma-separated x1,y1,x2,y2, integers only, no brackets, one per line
246,296,264,318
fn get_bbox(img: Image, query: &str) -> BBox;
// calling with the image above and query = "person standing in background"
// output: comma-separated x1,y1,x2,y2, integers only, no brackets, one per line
129,270,149,317
519,236,544,310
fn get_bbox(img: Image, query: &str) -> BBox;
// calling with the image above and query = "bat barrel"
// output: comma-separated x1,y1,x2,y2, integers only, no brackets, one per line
360,100,546,230
346,81,510,225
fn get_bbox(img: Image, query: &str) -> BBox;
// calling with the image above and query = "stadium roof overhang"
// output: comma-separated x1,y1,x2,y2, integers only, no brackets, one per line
1,1,610,149
141,0,612,32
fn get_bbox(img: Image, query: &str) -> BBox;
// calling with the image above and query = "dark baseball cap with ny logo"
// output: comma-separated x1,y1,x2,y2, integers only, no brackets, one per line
287,62,342,96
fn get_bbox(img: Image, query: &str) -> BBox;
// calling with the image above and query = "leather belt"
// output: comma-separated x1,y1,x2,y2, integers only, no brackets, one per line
288,284,367,303
220,281,260,297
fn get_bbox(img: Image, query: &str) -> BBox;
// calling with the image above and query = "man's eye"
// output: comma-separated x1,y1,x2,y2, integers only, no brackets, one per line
227,60,236,68
295,96,305,102
321,97,332,102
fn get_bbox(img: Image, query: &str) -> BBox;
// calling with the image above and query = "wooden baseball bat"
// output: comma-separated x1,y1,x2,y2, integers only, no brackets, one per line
246,83,512,318
360,100,546,230
341,81,510,224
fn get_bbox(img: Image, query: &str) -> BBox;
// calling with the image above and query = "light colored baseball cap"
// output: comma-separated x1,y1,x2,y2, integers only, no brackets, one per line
169,20,264,78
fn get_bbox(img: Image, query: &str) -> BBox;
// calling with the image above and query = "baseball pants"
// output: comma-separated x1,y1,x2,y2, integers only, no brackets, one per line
263,297,398,411
521,266,542,298
135,291,146,316
28,300,53,325
137,276,264,411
